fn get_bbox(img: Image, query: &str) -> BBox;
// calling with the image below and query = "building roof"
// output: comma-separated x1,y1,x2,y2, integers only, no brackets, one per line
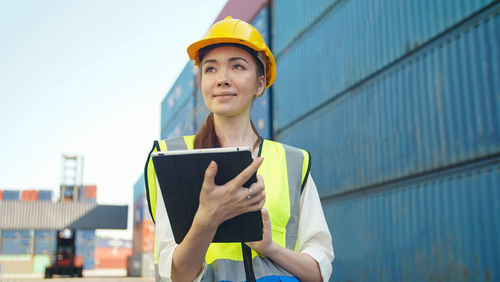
0,201,127,230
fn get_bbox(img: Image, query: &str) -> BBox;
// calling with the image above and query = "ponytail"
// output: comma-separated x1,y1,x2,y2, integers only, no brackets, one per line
194,113,261,151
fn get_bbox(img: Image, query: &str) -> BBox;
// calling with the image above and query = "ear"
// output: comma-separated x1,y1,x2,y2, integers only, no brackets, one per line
255,75,266,97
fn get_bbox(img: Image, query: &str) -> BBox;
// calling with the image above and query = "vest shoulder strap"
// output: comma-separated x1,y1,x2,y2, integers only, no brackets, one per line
263,140,311,193
144,136,196,222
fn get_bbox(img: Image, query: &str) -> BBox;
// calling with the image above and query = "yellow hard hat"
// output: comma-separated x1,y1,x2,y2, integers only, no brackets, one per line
187,16,276,88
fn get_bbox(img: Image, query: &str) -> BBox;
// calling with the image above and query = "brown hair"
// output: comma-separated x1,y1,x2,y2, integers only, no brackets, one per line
194,113,261,150
194,43,263,151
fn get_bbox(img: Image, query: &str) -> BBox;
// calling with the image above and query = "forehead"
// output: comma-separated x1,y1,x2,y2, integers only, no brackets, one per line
201,45,255,64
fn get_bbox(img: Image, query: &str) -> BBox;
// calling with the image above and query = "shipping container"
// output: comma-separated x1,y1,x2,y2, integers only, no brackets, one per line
134,195,152,224
34,230,56,255
272,0,499,132
327,161,500,281
133,174,145,205
84,185,97,199
249,7,272,139
161,94,196,140
37,190,53,201
21,190,38,201
32,254,51,273
161,61,196,135
95,247,132,269
278,6,500,197
127,252,154,277
0,230,32,255
132,221,155,254
84,256,95,269
2,190,20,201
0,190,3,200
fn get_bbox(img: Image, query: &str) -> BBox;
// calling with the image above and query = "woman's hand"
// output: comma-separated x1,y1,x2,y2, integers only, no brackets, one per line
194,157,266,229
246,208,275,256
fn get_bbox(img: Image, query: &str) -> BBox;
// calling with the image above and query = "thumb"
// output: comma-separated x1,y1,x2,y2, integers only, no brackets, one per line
203,160,218,187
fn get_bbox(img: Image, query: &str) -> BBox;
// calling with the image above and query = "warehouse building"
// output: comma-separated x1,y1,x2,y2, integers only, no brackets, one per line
136,0,499,281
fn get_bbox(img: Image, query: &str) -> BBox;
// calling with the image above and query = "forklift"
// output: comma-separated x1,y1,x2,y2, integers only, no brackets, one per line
44,229,83,278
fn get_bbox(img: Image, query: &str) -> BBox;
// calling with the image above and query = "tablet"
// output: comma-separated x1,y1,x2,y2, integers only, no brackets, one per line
152,147,263,244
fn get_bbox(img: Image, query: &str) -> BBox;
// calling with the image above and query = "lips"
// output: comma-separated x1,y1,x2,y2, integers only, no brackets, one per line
213,93,237,97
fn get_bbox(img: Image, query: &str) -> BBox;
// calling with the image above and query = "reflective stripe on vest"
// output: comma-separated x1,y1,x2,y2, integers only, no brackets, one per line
144,136,310,280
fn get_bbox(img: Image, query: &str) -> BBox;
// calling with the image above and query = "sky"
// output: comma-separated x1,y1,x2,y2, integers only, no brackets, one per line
0,0,227,239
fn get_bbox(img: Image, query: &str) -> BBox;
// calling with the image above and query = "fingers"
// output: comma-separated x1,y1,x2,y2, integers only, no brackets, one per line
229,157,264,188
202,161,217,188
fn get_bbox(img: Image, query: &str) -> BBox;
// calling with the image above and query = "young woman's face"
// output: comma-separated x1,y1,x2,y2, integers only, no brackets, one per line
200,45,265,119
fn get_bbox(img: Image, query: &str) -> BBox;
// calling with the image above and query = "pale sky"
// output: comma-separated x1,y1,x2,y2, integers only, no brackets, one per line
0,0,227,239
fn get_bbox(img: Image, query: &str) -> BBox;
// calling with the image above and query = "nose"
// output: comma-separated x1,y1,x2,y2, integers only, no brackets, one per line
217,80,230,87
216,69,231,87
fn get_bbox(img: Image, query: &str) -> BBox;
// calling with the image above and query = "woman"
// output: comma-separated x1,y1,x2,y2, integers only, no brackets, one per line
145,17,334,281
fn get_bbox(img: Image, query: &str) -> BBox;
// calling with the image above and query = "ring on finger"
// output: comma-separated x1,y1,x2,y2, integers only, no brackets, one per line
247,187,256,200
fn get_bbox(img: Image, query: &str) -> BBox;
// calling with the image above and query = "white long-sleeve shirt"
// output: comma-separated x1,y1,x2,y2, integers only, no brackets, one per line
155,174,334,281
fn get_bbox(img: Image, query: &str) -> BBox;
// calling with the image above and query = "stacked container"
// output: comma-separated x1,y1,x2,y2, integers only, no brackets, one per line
32,230,56,273
128,175,155,277
75,230,96,269
270,0,500,280
0,190,3,200
95,237,132,269
21,190,38,201
78,185,97,202
37,190,53,201
2,190,20,201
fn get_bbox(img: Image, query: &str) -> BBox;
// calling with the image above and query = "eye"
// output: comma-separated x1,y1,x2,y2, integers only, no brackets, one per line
233,64,245,70
204,66,215,73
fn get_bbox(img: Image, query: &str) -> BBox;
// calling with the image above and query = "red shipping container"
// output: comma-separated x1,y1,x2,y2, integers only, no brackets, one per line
95,247,132,269
132,221,155,253
21,190,38,201
0,190,3,200
84,185,97,199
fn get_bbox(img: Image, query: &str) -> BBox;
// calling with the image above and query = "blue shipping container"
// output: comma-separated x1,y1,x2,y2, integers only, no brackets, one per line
2,190,20,200
1,230,32,254
37,190,53,201
133,174,145,205
326,161,500,281
34,230,56,255
278,4,500,197
273,0,498,132
161,61,196,133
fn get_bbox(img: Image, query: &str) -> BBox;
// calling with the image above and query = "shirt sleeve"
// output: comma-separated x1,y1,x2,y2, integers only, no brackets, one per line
296,174,335,281
155,177,206,281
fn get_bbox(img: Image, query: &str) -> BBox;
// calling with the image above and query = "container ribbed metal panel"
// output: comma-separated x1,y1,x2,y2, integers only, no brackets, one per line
250,7,272,139
325,161,500,281
278,6,500,197
160,61,196,135
273,0,497,131
162,94,196,139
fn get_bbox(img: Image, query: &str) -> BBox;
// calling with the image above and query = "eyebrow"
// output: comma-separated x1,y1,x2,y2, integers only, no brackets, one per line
202,56,249,66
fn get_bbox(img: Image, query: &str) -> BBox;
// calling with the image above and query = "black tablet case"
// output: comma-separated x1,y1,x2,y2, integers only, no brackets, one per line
152,149,263,244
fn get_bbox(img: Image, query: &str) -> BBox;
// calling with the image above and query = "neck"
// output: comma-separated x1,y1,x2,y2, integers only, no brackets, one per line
213,114,257,148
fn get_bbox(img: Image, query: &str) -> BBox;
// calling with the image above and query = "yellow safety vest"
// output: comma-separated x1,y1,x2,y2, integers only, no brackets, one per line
144,135,310,280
